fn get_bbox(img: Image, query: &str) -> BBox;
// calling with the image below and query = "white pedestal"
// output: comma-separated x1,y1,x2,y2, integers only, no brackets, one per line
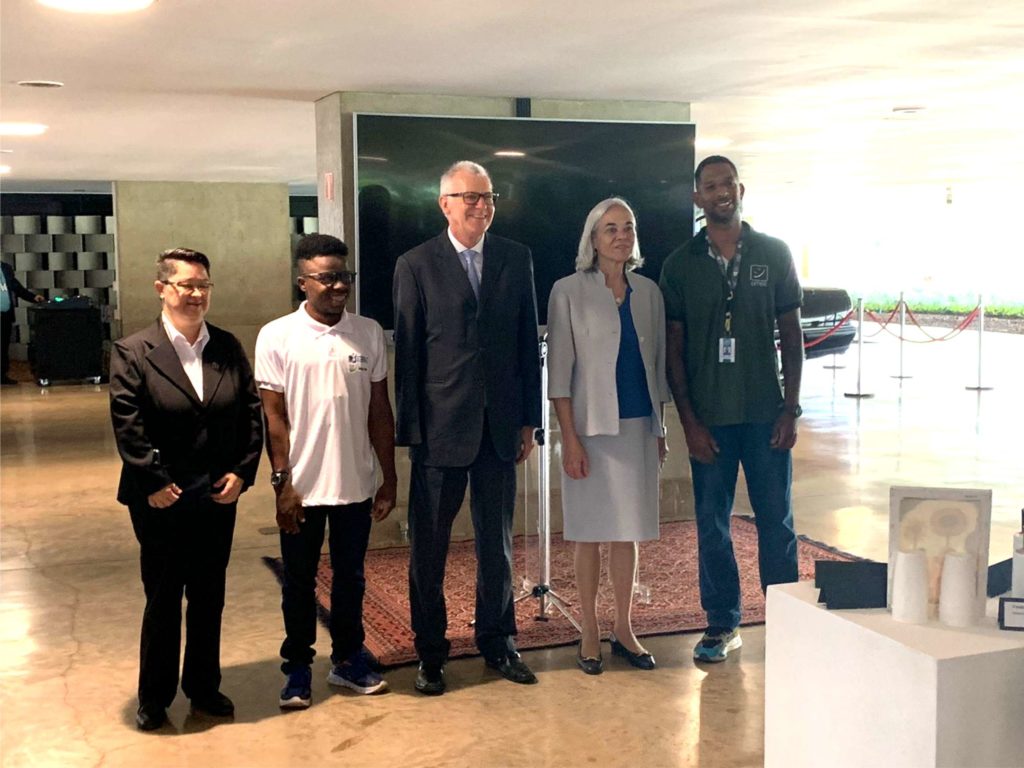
765,581,1024,768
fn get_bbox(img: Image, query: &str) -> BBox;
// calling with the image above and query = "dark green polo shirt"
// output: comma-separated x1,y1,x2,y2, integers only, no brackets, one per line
659,223,802,427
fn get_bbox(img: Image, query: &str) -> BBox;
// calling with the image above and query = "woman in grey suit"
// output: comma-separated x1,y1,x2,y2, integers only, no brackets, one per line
547,198,670,674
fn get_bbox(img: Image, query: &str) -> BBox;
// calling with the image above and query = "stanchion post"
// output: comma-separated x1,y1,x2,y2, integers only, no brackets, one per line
891,291,911,380
844,297,874,399
965,294,994,392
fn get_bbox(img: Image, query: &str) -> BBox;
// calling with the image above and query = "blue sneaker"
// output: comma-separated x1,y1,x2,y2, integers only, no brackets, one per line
279,666,312,709
327,651,388,695
693,627,742,663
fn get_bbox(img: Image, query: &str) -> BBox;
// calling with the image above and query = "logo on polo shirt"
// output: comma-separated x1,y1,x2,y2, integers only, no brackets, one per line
749,264,769,287
347,353,368,372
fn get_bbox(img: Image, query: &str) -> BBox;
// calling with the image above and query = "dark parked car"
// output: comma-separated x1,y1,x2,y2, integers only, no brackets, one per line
777,287,856,359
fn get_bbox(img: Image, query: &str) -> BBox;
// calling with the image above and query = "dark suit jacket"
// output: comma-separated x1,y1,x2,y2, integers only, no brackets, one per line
1,262,39,312
109,318,263,506
393,231,542,466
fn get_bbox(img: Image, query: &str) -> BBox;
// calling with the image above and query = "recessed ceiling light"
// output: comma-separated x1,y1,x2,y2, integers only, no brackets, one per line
0,122,48,136
494,150,526,158
0,166,11,175
17,80,65,88
0,149,13,154
892,106,926,115
36,0,155,13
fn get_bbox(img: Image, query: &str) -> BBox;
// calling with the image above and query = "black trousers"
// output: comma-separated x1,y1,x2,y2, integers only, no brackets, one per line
278,500,373,672
1,310,14,380
129,496,236,709
408,423,518,666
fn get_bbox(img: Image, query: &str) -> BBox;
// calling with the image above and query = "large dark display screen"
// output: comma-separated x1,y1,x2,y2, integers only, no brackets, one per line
354,113,695,327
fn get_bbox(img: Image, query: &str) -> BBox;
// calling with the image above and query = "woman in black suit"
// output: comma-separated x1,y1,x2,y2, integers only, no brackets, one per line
109,248,262,731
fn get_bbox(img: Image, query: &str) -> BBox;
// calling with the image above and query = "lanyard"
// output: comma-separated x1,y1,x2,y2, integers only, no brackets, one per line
708,236,743,336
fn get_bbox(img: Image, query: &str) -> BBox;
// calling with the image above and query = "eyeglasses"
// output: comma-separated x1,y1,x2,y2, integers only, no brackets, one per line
162,279,213,294
300,270,357,287
442,191,500,206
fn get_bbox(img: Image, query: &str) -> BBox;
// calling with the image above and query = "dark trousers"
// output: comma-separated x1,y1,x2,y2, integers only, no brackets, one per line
1,310,13,380
408,424,518,666
689,422,799,630
279,500,373,672
129,497,236,708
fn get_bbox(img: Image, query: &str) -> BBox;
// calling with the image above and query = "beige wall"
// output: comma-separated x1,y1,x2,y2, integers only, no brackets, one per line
112,181,293,354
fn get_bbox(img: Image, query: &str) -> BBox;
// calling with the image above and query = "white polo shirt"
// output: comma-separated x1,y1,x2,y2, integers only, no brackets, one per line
254,304,387,506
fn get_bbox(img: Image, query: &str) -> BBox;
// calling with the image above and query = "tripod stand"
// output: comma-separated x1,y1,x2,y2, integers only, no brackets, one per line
515,336,580,630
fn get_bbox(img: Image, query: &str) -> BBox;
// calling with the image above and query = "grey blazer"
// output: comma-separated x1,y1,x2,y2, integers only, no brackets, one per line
546,269,670,438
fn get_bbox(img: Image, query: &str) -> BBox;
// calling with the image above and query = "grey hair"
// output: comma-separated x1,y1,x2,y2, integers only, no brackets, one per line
574,197,643,272
439,160,491,195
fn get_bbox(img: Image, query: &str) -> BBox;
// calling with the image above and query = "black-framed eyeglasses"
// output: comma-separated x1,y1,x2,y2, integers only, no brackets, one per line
161,279,214,294
299,270,357,287
442,191,500,206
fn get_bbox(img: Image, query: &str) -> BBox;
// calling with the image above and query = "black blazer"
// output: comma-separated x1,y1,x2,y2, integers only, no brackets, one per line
1,262,39,311
393,231,542,467
109,319,263,506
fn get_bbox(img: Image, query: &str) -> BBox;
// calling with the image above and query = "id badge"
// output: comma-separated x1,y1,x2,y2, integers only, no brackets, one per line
719,337,736,363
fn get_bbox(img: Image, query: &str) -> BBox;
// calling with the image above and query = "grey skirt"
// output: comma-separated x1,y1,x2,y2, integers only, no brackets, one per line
561,416,660,543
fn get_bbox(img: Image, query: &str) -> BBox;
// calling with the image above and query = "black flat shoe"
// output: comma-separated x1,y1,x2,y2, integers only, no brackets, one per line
485,653,538,685
576,641,603,675
414,662,446,695
190,691,235,716
609,633,656,670
136,703,167,731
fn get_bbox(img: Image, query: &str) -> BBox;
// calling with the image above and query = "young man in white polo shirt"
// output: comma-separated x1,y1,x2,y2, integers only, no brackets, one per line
255,234,397,708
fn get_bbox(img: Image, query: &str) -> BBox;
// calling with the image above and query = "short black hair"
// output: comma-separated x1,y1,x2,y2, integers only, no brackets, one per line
295,233,348,263
156,248,210,281
694,155,740,186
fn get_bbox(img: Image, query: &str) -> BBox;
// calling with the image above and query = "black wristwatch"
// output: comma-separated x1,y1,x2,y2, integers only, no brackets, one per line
781,404,803,418
270,470,290,488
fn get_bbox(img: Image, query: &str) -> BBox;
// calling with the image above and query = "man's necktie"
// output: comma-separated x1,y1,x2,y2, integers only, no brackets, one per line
462,250,481,299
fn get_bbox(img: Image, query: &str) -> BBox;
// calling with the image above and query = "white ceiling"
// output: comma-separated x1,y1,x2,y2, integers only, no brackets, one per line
2,0,1023,193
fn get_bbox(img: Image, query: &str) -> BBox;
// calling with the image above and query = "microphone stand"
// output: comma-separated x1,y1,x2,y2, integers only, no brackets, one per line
515,336,580,630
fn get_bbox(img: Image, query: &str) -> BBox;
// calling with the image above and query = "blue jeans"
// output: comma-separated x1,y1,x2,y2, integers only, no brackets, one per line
689,422,798,629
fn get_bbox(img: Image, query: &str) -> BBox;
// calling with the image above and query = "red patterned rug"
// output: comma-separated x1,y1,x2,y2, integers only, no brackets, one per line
263,516,858,668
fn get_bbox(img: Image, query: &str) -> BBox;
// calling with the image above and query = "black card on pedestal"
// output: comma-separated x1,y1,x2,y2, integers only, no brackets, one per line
814,560,888,609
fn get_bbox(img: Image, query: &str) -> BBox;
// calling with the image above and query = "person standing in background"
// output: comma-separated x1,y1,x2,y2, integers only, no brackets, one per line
1,261,45,385
660,156,803,663
256,233,397,710
393,161,542,695
547,197,670,675
110,248,263,731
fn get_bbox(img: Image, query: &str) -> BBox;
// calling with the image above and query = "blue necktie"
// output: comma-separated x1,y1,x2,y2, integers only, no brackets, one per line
462,250,481,299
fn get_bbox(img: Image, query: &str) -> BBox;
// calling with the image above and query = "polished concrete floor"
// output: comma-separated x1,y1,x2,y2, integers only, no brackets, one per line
1,328,1021,768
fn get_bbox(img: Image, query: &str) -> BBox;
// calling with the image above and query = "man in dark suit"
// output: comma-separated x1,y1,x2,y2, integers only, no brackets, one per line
109,248,263,730
1,261,46,384
393,160,542,695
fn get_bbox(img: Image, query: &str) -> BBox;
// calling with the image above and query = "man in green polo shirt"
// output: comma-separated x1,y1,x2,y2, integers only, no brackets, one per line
660,155,803,662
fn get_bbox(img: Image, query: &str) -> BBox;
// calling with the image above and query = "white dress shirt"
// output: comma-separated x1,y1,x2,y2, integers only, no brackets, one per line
161,313,210,401
448,229,484,284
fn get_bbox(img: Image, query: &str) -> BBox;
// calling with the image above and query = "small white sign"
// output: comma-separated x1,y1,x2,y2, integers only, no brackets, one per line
998,597,1024,631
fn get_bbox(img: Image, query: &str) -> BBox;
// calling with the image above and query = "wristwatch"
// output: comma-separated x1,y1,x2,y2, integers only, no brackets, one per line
781,404,803,418
270,470,290,488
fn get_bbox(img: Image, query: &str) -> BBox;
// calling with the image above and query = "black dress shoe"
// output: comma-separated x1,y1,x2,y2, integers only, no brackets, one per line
485,653,538,685
190,691,235,716
576,641,604,676
136,703,167,731
414,662,446,695
609,634,656,670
